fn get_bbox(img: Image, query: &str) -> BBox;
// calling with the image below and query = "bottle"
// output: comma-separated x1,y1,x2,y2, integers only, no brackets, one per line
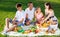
14,27,17,32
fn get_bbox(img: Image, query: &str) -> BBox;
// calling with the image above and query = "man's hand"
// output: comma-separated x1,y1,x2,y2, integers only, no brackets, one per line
19,18,24,23
26,13,28,19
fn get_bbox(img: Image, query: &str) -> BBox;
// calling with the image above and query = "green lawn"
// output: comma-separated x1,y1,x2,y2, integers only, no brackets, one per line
0,0,60,37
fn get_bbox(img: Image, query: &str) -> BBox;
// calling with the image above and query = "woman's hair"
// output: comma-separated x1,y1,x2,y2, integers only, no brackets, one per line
45,2,52,10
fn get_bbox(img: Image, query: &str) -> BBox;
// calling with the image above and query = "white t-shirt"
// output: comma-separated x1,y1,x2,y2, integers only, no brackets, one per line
15,10,25,23
25,7,35,21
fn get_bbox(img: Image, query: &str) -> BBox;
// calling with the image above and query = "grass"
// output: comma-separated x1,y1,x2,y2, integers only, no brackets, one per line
0,0,60,37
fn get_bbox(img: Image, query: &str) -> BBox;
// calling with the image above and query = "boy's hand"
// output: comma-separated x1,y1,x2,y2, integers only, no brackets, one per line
13,17,16,21
12,20,17,25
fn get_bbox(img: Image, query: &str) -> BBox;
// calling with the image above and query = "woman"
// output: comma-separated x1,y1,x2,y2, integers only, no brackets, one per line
44,2,58,33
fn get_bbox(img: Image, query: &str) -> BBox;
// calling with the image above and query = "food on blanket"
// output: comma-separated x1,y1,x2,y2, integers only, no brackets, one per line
36,25,40,29
18,29,25,33
50,29,55,34
30,25,41,34
47,21,50,26
29,30,32,32
17,26,22,30
14,27,18,32
36,23,42,28
23,31,29,34
17,26,25,33
30,26,37,32
42,23,49,28
45,30,49,34
47,21,50,25
23,30,32,34
35,29,40,33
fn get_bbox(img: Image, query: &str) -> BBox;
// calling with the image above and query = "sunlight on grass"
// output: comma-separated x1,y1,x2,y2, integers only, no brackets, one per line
0,11,15,31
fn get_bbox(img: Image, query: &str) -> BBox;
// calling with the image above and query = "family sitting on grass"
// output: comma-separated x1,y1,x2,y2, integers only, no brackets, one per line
3,2,58,34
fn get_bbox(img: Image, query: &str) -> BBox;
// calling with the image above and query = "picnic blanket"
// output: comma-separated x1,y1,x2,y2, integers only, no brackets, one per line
0,23,60,37
1,28,60,37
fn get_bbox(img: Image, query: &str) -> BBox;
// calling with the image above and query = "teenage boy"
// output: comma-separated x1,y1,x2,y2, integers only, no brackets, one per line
3,3,25,33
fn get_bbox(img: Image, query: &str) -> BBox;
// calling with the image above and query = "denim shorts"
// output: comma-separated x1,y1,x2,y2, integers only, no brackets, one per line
9,19,24,26
10,19,18,23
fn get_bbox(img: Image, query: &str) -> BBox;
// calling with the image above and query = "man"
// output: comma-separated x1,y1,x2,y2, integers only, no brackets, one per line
25,2,35,25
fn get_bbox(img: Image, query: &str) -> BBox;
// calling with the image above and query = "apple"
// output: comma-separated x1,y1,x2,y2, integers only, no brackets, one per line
35,29,40,33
